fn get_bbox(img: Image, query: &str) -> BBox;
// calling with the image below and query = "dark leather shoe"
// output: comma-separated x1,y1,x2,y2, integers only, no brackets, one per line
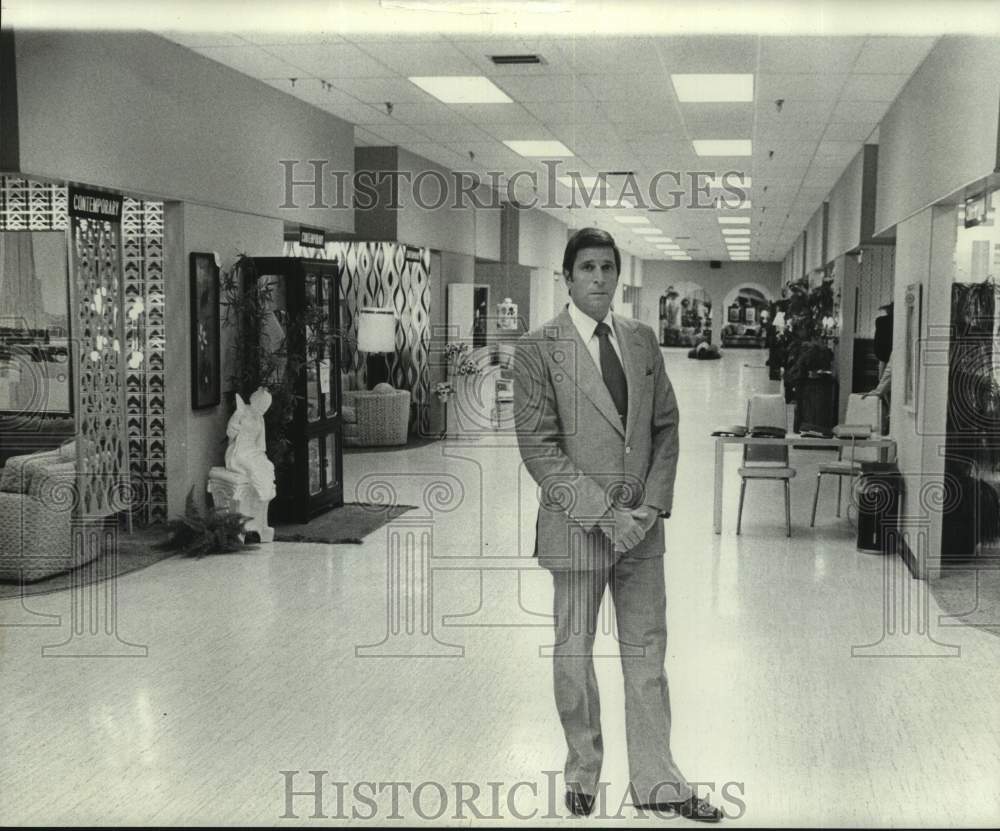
565,791,595,817
635,795,723,823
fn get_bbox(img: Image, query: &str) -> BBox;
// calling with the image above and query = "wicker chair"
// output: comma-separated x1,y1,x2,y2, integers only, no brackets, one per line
0,444,79,580
342,385,411,447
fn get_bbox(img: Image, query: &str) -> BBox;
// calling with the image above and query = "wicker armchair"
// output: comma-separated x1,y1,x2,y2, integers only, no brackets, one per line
0,444,79,580
342,385,411,447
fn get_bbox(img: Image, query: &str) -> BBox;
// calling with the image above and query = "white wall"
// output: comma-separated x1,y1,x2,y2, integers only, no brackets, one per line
164,203,285,517
395,147,501,259
517,207,567,273
805,202,827,275
875,36,1000,233
15,31,356,232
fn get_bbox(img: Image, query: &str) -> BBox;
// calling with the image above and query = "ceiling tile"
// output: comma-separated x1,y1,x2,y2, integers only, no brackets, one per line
759,37,866,74
480,123,556,143
831,100,893,122
160,31,247,48
852,37,937,75
329,77,436,104
521,101,608,124
579,72,676,103
241,32,344,46
350,40,481,76
653,36,758,72
756,73,849,102
265,42,393,78
551,37,667,76
328,104,395,126
449,103,540,124
415,123,494,143
371,101,470,124
839,73,910,102
193,45,304,78
493,74,595,103
755,120,828,142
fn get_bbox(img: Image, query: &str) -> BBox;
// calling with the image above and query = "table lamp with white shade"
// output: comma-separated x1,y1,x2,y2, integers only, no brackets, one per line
357,307,396,389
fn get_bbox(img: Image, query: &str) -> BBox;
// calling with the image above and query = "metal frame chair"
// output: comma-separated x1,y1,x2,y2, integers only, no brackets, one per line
737,393,796,537
809,393,882,526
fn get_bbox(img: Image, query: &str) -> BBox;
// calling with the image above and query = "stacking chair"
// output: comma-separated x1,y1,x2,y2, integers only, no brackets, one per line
809,393,881,526
737,393,796,537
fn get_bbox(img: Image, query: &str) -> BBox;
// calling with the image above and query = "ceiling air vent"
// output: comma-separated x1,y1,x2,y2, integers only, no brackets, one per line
490,54,545,65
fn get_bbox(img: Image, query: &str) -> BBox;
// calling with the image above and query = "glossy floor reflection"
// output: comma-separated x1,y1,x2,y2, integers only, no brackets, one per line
1,348,998,826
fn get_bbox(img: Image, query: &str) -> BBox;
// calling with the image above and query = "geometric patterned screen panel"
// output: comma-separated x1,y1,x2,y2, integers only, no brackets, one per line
122,199,167,527
70,214,129,519
284,239,431,437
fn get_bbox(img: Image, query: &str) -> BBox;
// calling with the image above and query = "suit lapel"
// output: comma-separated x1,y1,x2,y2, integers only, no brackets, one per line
547,308,624,437
615,315,646,444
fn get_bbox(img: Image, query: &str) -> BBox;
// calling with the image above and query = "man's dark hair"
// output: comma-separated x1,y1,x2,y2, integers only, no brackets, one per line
562,227,621,277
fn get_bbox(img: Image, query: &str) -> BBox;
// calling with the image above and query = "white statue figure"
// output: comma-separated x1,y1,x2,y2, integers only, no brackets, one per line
208,386,276,542
225,388,276,501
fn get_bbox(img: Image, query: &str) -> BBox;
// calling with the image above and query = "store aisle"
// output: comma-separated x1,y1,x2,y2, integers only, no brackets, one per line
1,348,998,827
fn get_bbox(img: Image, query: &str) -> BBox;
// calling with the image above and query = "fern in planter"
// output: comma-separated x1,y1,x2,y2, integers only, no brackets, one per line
156,488,257,558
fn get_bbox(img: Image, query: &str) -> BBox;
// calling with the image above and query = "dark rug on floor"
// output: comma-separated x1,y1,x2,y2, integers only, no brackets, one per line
0,526,180,600
274,502,416,544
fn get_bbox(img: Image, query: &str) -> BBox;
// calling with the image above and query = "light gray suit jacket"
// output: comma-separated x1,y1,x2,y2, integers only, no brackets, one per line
514,308,680,571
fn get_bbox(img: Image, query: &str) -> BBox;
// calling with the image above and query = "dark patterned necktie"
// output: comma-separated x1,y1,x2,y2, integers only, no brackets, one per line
594,321,628,423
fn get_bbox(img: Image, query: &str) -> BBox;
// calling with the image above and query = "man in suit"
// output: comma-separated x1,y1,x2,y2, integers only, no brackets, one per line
513,227,722,822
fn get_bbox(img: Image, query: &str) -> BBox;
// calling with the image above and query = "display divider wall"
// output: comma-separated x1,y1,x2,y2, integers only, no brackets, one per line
0,176,167,526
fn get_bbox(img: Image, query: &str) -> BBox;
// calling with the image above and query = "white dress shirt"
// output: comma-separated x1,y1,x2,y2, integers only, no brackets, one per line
567,301,624,373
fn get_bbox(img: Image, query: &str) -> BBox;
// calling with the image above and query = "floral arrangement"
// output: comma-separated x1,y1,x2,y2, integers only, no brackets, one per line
436,342,481,401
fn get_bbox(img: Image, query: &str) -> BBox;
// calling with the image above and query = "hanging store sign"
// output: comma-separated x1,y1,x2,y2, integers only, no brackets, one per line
964,191,988,228
299,226,326,249
404,245,423,263
68,185,123,223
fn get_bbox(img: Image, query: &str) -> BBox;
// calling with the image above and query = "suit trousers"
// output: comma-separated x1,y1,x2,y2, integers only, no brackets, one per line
550,552,692,805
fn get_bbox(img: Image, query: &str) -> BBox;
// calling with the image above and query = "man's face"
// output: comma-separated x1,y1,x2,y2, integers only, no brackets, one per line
565,246,619,322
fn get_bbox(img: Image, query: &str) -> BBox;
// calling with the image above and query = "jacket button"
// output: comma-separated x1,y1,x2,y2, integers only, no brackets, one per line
625,446,631,454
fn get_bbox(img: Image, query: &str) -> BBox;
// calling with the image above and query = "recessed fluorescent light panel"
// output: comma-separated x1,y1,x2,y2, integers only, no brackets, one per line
722,227,751,235
632,227,660,235
503,140,574,157
409,75,512,104
614,215,650,225
718,216,751,224
693,140,752,156
671,74,754,103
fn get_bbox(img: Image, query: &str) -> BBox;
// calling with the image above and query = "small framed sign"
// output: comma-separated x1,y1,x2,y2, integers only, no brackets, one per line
190,252,221,410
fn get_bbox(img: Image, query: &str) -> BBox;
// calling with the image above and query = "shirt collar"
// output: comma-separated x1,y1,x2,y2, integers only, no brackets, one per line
567,301,616,342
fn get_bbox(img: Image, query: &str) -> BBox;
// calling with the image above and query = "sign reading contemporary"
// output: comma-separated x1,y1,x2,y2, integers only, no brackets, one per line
299,225,326,249
68,185,123,223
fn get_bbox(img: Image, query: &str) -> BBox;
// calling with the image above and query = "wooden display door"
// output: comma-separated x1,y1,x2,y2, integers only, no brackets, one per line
249,257,343,523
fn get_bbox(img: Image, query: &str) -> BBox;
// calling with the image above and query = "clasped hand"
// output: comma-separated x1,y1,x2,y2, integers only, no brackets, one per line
607,505,659,552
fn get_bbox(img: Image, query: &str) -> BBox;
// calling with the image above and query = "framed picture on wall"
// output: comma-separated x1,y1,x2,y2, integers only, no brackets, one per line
728,306,740,323
745,307,757,325
190,252,221,409
903,282,922,414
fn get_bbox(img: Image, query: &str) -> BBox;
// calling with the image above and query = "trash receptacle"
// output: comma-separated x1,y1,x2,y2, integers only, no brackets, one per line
854,462,903,553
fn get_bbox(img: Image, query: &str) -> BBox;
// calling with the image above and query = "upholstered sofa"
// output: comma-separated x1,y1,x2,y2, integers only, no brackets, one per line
0,442,80,581
342,383,411,447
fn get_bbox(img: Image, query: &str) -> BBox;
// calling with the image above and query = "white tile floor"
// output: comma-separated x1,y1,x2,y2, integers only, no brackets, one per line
1,348,998,826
